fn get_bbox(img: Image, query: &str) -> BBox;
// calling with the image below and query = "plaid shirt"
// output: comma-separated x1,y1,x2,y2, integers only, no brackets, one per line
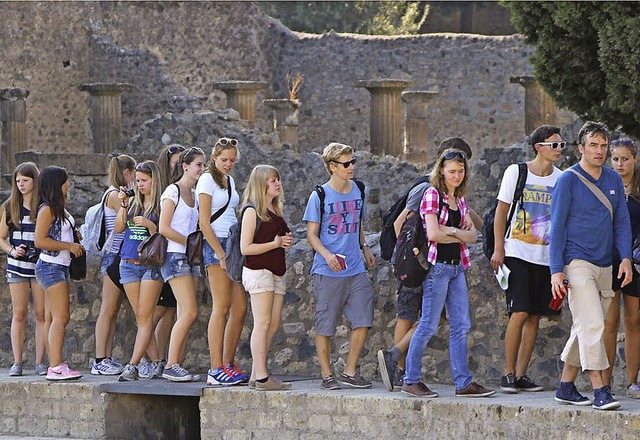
419,186,471,269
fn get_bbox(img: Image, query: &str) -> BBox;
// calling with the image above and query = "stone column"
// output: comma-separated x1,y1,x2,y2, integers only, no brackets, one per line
357,79,413,157
263,98,301,150
213,81,267,123
402,90,439,163
79,83,132,154
510,76,557,134
0,88,30,177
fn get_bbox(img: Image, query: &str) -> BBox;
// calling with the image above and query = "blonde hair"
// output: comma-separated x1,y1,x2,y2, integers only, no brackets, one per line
131,161,163,219
242,165,284,222
208,138,239,188
429,149,469,198
1,162,39,229
108,154,136,188
321,142,354,175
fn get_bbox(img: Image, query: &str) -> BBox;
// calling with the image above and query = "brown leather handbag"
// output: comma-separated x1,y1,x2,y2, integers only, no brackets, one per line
137,232,168,268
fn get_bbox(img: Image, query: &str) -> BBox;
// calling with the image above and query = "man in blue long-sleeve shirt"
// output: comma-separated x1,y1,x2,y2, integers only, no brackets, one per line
550,121,632,411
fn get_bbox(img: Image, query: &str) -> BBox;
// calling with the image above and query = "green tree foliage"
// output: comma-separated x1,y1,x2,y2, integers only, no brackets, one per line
260,1,429,36
504,1,640,137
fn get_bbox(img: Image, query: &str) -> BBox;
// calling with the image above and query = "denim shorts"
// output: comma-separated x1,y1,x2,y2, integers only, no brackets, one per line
7,272,34,284
160,252,201,282
119,259,161,285
100,253,118,278
203,238,227,267
35,260,70,290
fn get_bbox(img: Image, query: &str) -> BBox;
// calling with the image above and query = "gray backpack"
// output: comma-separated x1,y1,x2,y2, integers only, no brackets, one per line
225,203,261,283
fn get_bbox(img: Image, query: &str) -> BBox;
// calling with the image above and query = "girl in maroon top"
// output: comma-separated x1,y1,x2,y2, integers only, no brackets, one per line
240,165,293,391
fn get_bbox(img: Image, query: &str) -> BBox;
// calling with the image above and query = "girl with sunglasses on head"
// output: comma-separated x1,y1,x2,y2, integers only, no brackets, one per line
34,166,83,381
241,165,293,391
402,149,495,398
115,161,165,382
91,154,136,376
0,162,49,376
196,137,249,385
603,139,640,398
158,147,206,381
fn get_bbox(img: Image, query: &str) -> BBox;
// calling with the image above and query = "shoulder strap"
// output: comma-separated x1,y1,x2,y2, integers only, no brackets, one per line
314,184,326,224
210,176,232,224
568,168,613,219
354,179,365,220
239,203,261,240
101,188,118,208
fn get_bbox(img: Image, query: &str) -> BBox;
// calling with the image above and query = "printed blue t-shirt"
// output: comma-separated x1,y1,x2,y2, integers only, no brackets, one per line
303,181,366,277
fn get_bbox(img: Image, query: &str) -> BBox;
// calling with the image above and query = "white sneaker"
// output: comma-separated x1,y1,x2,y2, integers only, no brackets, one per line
138,358,153,380
628,383,640,399
91,359,123,375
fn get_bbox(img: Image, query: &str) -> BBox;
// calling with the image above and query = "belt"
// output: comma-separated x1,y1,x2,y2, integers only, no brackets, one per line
437,259,460,265
123,259,142,265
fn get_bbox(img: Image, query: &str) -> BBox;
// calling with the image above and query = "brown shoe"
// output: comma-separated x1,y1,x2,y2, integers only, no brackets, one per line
255,376,292,391
401,381,439,398
456,381,496,397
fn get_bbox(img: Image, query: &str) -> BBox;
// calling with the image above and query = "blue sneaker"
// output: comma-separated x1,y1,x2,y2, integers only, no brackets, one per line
593,386,621,410
206,366,242,386
226,363,250,384
554,382,592,406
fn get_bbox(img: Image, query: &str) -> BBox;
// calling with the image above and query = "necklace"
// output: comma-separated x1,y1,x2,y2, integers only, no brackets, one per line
624,182,631,202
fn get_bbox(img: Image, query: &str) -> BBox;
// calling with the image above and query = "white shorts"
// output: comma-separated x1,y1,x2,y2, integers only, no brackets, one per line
242,267,286,295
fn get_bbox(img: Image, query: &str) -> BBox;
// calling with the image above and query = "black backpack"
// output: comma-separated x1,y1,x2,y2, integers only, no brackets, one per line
380,175,431,261
393,192,441,288
314,179,365,224
482,163,528,260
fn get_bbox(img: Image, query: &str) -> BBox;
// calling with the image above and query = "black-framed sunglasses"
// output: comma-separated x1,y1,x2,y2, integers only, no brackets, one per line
217,138,238,147
538,141,566,150
443,150,466,160
330,157,357,168
135,162,153,174
167,145,186,156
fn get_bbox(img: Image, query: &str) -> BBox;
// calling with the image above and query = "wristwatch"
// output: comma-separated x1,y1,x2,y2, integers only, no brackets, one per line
451,228,458,236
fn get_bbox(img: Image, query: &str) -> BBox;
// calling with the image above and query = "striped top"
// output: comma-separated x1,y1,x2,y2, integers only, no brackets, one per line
6,206,37,278
103,187,124,254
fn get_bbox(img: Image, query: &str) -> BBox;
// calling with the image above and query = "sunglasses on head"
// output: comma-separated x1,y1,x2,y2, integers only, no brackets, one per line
181,147,205,161
135,162,153,174
167,145,186,156
217,138,238,147
330,157,357,168
538,141,566,149
443,150,466,160
611,139,636,148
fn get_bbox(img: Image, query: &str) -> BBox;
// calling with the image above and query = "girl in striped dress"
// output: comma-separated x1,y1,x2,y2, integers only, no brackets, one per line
0,162,48,376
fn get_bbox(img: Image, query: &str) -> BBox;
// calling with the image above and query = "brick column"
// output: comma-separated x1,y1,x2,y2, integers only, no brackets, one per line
0,88,30,177
263,98,301,150
510,76,557,134
402,90,439,163
79,83,132,154
357,79,413,157
213,81,267,123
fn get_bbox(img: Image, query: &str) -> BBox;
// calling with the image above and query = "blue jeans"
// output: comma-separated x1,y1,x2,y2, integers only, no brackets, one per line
404,262,473,390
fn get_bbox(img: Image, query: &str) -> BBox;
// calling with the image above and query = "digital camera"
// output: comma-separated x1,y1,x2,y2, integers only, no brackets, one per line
123,188,135,197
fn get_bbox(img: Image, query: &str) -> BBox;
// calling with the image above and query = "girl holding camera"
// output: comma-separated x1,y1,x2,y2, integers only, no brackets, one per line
34,166,83,381
0,162,49,376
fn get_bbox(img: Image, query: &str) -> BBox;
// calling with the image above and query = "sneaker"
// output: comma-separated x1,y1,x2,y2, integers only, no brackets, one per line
206,366,243,386
515,375,544,392
45,363,82,381
627,383,640,399
339,371,372,389
554,382,592,406
320,375,341,390
109,357,124,369
152,360,165,378
401,381,439,398
500,373,517,393
248,380,256,389
162,363,193,382
593,386,621,410
137,358,153,380
118,364,139,382
226,362,250,384
377,349,397,392
9,363,23,376
255,376,292,391
91,359,123,376
393,368,405,389
35,363,48,376
456,381,496,397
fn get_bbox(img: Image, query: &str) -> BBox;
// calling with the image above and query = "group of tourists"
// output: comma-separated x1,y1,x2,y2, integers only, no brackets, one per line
2,123,639,408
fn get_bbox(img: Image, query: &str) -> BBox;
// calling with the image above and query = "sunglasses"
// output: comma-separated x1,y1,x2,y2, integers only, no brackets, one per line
135,162,153,174
611,139,636,148
330,158,357,168
538,141,566,149
181,147,205,161
167,145,186,156
443,150,466,160
217,138,238,147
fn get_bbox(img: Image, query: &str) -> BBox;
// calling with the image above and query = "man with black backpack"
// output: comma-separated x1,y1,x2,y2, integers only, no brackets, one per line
303,142,376,391
490,125,564,394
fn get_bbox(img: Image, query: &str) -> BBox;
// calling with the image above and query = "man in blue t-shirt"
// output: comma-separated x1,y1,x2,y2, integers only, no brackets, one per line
550,122,632,411
303,142,376,391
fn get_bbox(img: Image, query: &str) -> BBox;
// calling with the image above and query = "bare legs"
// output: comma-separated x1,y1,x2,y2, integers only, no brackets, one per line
249,291,284,380
504,311,540,377
10,280,47,365
166,276,198,367
94,275,122,359
603,291,640,387
45,281,70,367
316,327,369,377
123,279,163,365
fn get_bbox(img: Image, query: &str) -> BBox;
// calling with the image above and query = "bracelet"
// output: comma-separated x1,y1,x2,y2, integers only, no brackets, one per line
121,204,129,209
360,243,368,250
9,245,15,256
